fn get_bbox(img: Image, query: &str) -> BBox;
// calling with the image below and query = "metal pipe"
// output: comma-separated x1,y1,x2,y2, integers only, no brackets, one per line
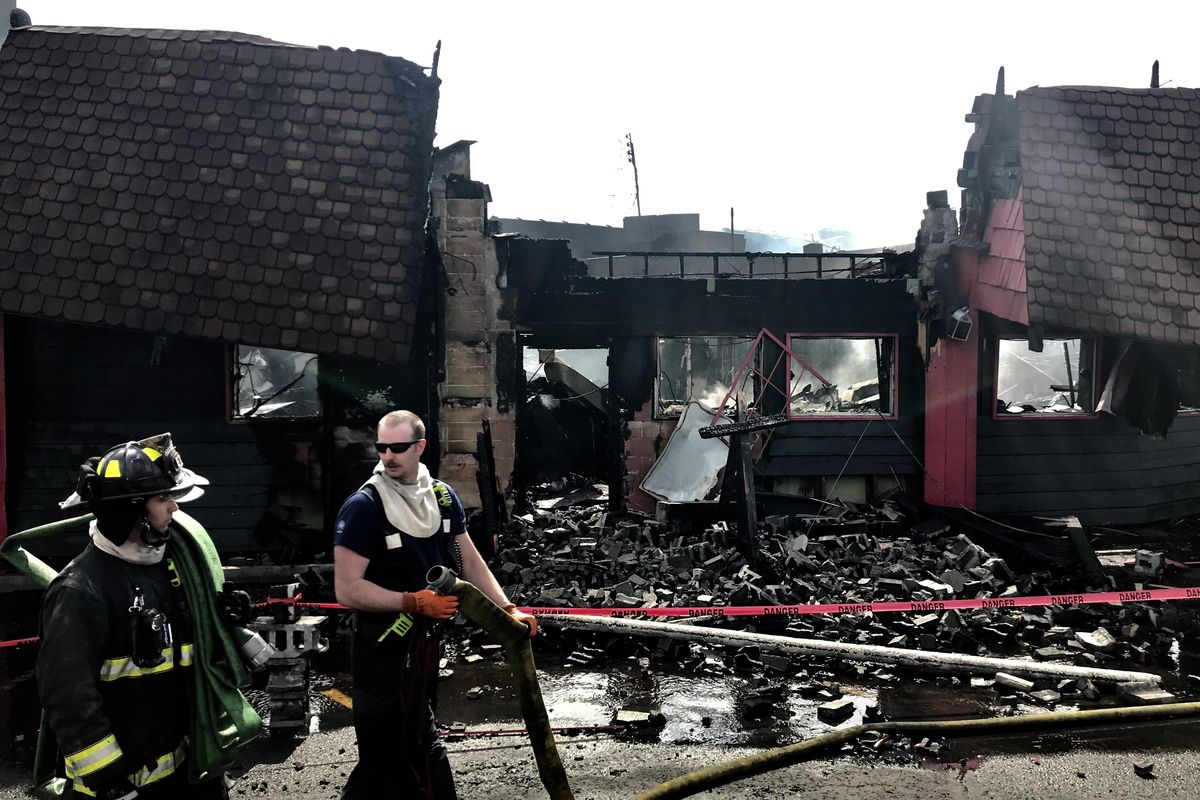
427,567,574,800
543,615,1160,685
636,701,1200,800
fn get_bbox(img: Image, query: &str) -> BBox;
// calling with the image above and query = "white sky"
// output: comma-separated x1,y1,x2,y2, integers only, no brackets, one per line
17,0,1200,248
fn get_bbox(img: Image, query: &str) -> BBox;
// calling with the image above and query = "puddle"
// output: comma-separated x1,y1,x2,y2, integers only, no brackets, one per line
5,612,1200,770
307,653,883,747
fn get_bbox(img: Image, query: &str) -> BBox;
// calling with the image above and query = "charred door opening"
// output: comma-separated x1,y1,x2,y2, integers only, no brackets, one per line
517,345,611,487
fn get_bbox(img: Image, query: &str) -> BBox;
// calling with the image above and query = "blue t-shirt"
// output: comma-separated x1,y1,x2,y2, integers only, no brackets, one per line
333,481,468,595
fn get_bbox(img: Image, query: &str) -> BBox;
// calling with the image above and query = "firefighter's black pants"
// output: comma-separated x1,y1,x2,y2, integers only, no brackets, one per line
341,614,457,800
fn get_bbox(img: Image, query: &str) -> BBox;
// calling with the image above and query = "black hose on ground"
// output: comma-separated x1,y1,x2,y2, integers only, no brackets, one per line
427,566,574,800
634,701,1200,800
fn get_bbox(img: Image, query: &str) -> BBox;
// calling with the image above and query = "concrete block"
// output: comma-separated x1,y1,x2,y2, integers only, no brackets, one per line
1118,682,1176,705
1029,689,1061,705
994,672,1035,691
1034,646,1074,661
817,698,856,725
1075,627,1118,654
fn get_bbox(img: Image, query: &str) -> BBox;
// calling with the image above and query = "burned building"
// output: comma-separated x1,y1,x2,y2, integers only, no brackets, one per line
428,142,923,516
0,24,441,554
922,70,1200,523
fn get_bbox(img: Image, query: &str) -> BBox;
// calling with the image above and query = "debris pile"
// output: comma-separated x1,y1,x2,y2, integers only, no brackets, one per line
492,488,1196,678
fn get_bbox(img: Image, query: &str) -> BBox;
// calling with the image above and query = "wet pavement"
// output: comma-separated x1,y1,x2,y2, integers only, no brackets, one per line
4,639,1200,798
9,720,1198,800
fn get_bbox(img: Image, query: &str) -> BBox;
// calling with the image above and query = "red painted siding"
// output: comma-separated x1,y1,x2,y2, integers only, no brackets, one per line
924,241,982,509
974,197,1029,325
923,335,978,508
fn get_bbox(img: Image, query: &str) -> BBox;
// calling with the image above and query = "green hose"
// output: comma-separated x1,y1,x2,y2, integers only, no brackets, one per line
427,566,575,800
0,513,92,589
635,700,1200,800
0,513,93,797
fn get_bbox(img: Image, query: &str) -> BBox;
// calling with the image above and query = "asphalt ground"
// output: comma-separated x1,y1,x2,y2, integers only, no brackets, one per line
5,719,1198,800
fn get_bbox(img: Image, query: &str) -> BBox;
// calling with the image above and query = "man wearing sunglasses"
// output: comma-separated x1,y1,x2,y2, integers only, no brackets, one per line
333,410,536,800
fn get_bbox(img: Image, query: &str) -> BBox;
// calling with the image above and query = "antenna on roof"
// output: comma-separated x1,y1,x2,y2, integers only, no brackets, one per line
995,66,1005,96
625,133,642,217
431,40,442,79
1150,60,1160,89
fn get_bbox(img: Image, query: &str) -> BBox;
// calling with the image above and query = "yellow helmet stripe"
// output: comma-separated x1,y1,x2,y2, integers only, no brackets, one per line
102,459,122,478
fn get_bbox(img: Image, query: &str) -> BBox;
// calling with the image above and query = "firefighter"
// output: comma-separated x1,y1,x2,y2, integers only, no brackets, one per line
333,410,537,800
37,435,226,799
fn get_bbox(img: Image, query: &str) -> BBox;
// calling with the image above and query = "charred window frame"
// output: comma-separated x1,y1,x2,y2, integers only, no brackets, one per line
994,337,1095,417
654,336,757,419
785,334,897,419
1176,349,1200,414
230,345,321,420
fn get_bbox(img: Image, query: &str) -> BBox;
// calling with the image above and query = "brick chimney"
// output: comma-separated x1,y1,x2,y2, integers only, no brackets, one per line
917,189,958,287
4,5,31,48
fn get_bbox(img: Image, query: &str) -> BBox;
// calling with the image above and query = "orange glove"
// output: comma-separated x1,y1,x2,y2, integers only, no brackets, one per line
504,603,538,637
411,589,459,619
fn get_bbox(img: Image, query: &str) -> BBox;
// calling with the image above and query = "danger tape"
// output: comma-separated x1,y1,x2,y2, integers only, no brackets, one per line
522,586,1200,619
0,636,39,649
7,586,1187,649
253,597,346,611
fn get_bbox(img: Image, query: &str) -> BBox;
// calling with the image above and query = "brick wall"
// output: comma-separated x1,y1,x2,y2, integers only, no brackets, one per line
431,146,515,510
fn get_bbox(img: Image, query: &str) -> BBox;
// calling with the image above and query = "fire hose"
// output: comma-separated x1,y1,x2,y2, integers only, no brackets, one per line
543,614,1161,685
634,701,1200,799
426,566,575,800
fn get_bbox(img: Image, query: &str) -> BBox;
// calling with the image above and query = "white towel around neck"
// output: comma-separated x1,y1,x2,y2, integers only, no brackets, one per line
362,462,441,539
89,520,166,565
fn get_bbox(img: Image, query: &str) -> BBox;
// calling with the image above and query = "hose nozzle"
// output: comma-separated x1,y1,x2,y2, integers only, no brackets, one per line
234,627,276,670
426,565,458,594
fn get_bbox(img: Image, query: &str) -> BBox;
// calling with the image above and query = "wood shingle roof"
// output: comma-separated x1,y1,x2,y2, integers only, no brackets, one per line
0,26,439,361
1017,86,1200,346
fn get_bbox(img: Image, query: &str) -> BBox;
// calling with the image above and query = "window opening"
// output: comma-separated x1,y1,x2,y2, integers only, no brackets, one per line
996,338,1092,414
654,336,756,418
786,335,895,417
233,345,320,419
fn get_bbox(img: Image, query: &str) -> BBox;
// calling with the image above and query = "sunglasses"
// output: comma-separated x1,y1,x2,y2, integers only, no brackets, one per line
375,440,421,454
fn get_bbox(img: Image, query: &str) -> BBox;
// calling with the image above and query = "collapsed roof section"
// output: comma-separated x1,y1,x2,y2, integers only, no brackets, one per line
0,26,439,362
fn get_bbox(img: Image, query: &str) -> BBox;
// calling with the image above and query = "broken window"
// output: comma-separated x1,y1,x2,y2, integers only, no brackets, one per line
232,345,320,419
654,336,756,418
786,335,895,417
996,338,1093,414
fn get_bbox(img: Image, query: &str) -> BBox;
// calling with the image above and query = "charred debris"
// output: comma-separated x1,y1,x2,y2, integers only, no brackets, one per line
457,477,1200,712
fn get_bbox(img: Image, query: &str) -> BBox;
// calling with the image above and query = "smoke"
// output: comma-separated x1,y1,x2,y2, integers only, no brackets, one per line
817,228,855,251
739,227,857,253
791,337,878,389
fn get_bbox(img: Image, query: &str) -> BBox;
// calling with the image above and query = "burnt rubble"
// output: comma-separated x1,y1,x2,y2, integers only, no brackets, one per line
486,487,1198,693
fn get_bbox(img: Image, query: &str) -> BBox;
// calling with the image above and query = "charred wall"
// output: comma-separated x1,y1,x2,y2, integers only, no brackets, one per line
3,315,428,560
499,236,924,506
969,313,1200,523
976,414,1200,523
